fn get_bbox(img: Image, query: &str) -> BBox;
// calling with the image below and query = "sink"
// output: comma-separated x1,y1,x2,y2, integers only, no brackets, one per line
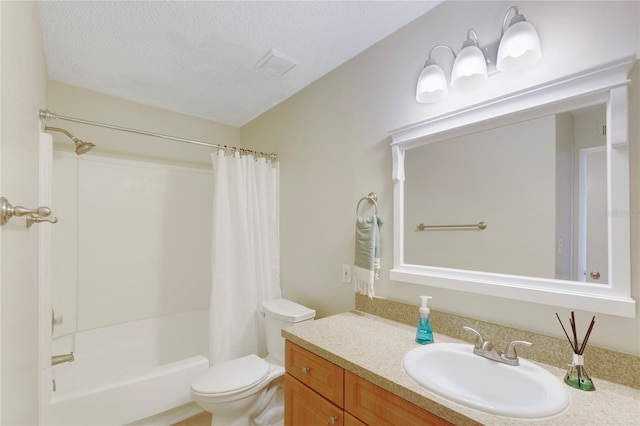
403,343,570,419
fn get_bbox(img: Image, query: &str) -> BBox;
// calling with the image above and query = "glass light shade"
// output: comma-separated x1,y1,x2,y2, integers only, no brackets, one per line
450,45,488,90
496,20,542,72
416,62,448,103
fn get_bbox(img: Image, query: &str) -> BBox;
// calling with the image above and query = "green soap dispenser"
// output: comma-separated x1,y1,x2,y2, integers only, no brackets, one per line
415,295,434,345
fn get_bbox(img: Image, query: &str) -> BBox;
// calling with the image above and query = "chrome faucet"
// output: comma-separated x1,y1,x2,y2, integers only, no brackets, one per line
51,352,75,366
462,326,531,366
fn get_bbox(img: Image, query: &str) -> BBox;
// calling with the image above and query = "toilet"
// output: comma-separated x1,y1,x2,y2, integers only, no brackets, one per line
191,298,315,426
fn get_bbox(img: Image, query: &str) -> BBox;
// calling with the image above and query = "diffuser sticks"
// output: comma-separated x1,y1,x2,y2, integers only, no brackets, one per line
555,312,596,391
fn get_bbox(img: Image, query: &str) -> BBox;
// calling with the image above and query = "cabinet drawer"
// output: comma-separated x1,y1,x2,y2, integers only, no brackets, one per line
345,371,453,426
285,374,343,426
285,341,344,407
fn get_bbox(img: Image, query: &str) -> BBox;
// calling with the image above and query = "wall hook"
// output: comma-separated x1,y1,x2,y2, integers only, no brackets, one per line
0,196,53,226
26,214,58,228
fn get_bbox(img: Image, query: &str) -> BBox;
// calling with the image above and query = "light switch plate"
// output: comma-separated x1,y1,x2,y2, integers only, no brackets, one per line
342,264,351,283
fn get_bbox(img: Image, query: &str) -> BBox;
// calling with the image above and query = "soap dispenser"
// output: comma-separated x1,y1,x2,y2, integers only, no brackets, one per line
415,295,434,345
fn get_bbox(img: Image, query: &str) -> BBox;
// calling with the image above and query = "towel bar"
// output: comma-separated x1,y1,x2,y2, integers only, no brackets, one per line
416,221,487,231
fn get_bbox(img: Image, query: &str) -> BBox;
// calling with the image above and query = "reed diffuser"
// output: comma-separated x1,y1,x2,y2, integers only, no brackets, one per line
555,312,596,391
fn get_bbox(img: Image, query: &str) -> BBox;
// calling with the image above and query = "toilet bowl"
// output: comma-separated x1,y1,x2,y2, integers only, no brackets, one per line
191,298,315,426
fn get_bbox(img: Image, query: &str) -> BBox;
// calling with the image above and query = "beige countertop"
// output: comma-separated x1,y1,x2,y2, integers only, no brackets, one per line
282,311,640,425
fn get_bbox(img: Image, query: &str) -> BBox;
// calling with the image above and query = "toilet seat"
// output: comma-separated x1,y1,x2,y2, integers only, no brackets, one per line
191,354,271,397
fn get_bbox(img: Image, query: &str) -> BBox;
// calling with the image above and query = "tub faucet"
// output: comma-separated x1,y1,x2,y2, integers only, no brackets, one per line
462,326,531,366
51,352,74,366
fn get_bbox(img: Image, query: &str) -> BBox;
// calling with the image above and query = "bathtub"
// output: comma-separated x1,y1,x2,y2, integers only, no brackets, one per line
42,309,210,425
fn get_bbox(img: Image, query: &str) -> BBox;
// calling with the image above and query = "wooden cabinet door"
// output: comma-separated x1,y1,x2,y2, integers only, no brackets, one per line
344,371,453,426
344,412,367,426
285,374,343,426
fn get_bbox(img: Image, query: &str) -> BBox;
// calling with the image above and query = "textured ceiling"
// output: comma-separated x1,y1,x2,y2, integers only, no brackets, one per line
38,1,441,127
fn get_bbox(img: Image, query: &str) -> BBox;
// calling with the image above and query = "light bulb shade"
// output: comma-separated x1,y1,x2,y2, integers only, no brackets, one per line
450,45,488,90
416,62,448,103
496,20,542,72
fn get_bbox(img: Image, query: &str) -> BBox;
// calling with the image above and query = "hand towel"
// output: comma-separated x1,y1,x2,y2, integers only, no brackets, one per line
353,214,383,298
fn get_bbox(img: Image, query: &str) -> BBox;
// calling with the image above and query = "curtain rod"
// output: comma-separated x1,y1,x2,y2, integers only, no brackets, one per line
38,109,278,161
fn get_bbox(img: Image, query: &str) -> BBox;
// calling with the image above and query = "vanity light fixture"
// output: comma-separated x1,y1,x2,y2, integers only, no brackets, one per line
415,45,456,104
496,6,542,72
450,29,489,90
415,5,541,103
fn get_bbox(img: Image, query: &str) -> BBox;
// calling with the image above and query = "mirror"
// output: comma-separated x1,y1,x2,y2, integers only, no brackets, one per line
403,104,607,284
390,57,635,317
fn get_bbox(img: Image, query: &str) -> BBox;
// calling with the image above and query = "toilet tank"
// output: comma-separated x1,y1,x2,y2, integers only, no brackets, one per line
262,298,315,365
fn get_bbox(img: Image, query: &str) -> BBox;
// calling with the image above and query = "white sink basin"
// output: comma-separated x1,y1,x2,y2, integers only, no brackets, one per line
403,343,570,419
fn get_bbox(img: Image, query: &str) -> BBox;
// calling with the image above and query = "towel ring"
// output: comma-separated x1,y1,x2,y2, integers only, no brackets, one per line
356,192,378,217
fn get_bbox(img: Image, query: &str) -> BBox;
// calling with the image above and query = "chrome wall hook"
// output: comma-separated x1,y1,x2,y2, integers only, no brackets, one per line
1,196,53,226
26,214,58,228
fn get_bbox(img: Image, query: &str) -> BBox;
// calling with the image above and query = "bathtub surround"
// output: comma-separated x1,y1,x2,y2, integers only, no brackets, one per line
355,294,640,390
209,151,281,364
51,153,213,332
42,149,214,424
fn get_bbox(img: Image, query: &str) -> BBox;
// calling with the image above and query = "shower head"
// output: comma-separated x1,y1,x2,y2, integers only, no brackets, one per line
73,139,96,155
45,126,96,155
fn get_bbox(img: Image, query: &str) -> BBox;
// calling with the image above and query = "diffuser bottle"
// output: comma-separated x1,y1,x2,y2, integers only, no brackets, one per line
415,295,434,345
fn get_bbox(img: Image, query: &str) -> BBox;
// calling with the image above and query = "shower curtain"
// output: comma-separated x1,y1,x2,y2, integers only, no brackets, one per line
209,151,281,365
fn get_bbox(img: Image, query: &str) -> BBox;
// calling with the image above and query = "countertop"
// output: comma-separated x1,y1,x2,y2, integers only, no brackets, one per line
282,311,640,425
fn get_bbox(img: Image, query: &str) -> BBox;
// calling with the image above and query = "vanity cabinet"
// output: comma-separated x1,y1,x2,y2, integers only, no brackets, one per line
344,371,452,426
285,340,344,425
285,374,344,426
284,341,452,426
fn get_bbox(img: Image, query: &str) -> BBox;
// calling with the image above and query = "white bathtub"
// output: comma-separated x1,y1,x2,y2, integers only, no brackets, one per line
42,310,210,425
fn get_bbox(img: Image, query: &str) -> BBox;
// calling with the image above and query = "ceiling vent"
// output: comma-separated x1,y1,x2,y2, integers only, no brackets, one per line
253,49,299,77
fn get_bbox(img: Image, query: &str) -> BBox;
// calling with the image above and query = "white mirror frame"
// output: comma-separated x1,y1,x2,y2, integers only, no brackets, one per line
390,57,636,318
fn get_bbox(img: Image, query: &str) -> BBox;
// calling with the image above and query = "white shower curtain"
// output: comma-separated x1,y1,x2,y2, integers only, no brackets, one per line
209,151,281,365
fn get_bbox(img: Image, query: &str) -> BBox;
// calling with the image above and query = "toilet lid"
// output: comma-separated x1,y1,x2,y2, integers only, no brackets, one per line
191,354,270,395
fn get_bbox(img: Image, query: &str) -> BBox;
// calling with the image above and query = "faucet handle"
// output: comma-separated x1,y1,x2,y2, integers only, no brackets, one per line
504,340,532,360
462,326,485,350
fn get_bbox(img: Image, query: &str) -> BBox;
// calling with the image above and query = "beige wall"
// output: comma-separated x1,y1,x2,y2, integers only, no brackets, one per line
0,1,48,423
47,81,240,169
241,1,640,355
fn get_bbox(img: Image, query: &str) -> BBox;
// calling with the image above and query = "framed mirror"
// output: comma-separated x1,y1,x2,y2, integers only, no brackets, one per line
390,57,636,317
